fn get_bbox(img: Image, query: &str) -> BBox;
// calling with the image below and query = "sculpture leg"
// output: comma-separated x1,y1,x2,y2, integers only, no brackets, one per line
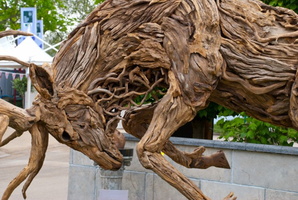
0,114,9,143
123,104,230,169
136,92,211,200
2,123,49,200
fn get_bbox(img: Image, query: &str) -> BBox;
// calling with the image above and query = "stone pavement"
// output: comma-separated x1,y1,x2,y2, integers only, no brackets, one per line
0,127,69,200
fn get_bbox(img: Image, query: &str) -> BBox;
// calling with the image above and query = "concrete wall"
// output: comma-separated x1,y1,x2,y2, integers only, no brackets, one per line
68,135,298,200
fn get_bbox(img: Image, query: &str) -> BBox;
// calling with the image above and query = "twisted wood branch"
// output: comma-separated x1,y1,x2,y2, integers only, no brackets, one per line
0,30,32,68
0,30,32,38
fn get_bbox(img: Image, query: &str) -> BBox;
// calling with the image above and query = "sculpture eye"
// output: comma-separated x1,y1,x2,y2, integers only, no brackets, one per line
79,124,84,129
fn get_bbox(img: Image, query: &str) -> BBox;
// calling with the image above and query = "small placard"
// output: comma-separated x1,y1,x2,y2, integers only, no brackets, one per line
98,189,128,200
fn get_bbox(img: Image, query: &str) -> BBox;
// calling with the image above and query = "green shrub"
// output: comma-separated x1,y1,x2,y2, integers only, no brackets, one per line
216,112,298,146
12,77,27,96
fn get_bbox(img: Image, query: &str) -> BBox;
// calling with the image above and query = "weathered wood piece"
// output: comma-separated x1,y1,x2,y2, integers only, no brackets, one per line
0,0,297,199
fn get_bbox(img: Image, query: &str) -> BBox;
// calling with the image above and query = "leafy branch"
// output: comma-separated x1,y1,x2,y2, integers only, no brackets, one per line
216,112,298,146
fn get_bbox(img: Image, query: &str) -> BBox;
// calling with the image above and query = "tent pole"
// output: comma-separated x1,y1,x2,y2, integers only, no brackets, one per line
25,67,31,109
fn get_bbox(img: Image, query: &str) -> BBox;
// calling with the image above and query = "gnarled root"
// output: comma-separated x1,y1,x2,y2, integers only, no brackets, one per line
1,123,48,200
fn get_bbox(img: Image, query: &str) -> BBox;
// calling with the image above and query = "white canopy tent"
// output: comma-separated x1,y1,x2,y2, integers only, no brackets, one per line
0,36,53,67
0,36,54,108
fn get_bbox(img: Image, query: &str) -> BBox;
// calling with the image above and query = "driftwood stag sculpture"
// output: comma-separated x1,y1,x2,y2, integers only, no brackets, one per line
1,0,298,199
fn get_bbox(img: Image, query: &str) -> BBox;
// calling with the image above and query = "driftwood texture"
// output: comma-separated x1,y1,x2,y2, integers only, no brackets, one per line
0,0,297,199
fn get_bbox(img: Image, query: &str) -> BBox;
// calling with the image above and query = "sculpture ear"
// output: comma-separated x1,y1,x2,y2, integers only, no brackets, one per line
29,63,54,99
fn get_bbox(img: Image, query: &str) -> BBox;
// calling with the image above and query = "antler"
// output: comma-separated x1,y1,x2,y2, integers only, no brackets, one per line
0,99,35,134
0,30,32,68
1,123,48,200
0,30,35,141
0,30,50,200
0,30,32,38
0,99,47,200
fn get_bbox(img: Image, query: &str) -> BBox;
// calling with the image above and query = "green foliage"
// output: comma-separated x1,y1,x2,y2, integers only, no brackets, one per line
12,77,28,96
216,112,298,146
62,0,105,24
0,0,74,32
262,0,298,13
133,87,167,104
0,0,106,56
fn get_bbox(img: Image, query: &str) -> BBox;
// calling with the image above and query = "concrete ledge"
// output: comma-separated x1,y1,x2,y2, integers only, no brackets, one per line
124,133,298,155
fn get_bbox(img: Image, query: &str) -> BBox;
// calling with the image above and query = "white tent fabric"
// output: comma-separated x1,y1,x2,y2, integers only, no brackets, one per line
0,36,16,67
15,37,53,63
0,35,15,53
0,36,53,108
0,36,53,68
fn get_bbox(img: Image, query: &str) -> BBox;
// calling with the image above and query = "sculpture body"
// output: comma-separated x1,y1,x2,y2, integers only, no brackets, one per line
0,0,297,199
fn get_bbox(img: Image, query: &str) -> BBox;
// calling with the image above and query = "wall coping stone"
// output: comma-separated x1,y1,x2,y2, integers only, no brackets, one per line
124,133,298,156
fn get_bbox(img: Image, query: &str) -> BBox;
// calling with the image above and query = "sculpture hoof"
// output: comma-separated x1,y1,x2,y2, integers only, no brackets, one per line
223,192,237,200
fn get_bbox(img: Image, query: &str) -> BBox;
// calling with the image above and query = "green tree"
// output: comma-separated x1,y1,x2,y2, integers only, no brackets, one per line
0,0,105,55
63,0,105,23
12,77,30,107
0,0,73,32
262,0,298,13
46,0,105,44
12,77,27,97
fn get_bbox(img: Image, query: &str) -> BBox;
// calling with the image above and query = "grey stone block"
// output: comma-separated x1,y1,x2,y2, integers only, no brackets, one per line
70,149,95,166
145,173,154,200
201,180,265,200
266,189,298,200
232,151,298,192
151,174,200,200
124,141,152,173
122,171,147,200
68,165,96,200
97,167,124,190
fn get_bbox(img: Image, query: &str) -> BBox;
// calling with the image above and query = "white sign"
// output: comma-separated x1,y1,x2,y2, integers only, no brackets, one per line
20,7,37,34
35,20,44,49
19,7,42,48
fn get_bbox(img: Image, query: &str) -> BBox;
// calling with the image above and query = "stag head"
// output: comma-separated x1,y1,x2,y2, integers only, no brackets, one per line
29,63,123,170
0,28,131,199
